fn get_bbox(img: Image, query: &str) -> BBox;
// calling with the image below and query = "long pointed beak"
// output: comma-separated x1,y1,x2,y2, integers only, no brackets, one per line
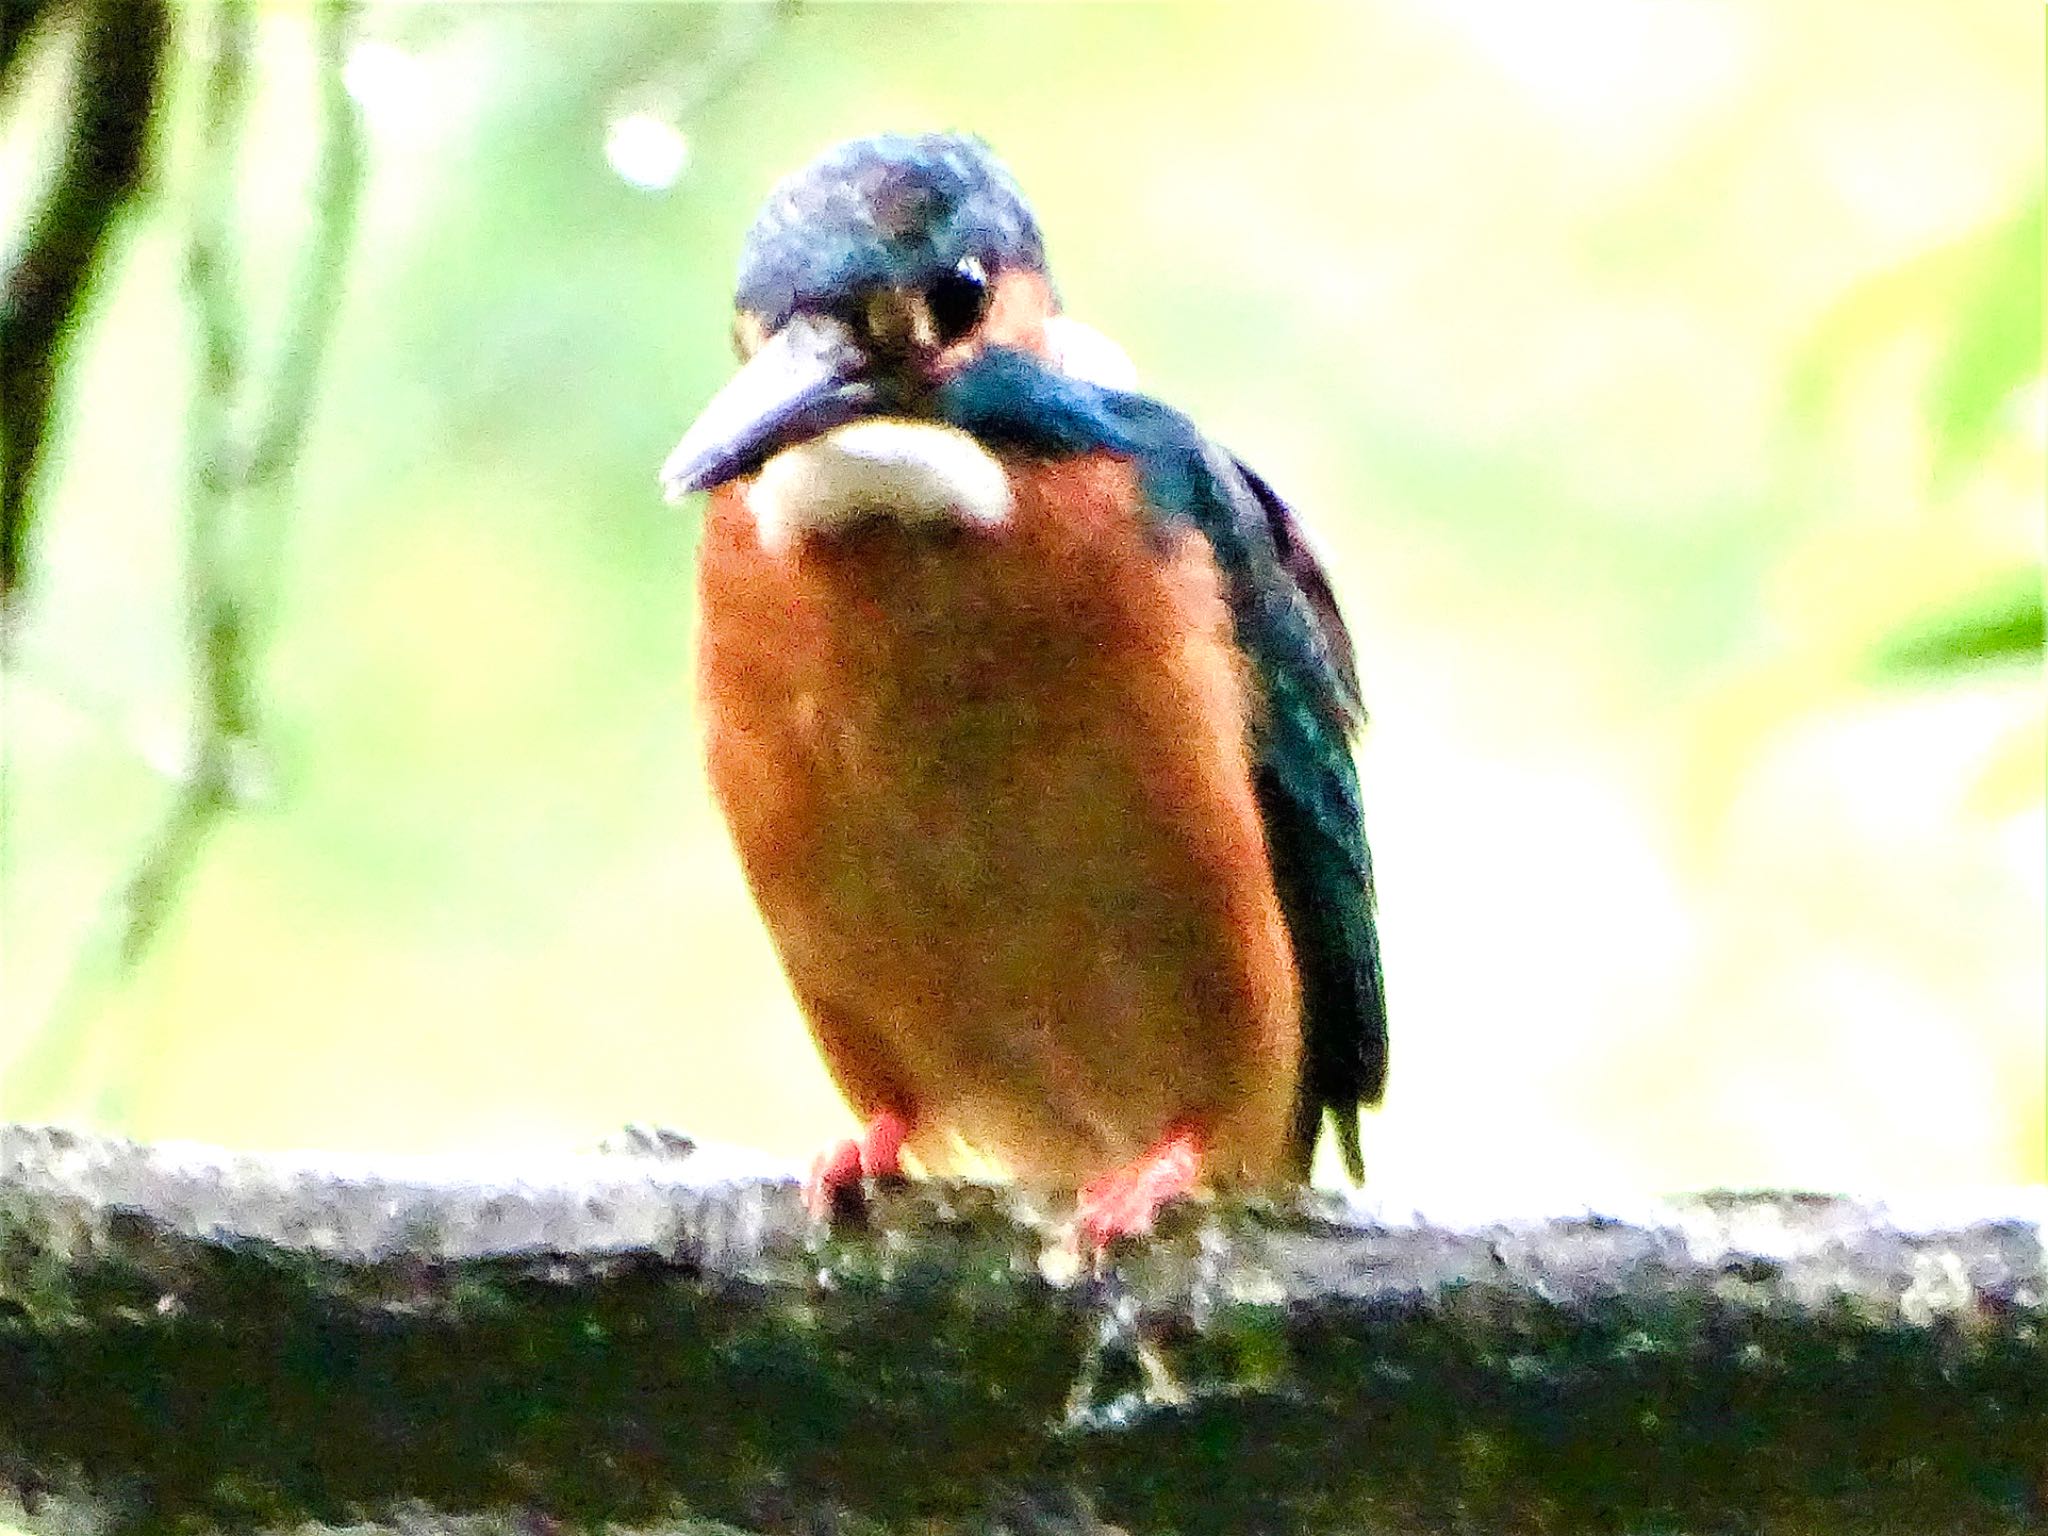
659,314,878,502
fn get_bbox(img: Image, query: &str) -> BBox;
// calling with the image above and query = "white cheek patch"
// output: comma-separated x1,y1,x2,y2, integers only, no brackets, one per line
1044,315,1138,390
747,418,1016,555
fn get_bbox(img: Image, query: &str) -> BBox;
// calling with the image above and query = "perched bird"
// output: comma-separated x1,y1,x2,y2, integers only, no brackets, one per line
661,132,1385,1247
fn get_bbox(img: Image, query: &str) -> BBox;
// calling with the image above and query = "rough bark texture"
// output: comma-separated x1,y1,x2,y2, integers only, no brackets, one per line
0,1125,2042,1535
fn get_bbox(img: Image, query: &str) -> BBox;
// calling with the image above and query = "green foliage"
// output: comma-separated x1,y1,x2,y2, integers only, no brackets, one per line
1877,580,2044,677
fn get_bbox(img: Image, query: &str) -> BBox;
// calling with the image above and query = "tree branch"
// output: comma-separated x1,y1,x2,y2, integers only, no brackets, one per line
0,0,62,89
7,2,366,1119
0,1125,2041,1535
240,2,364,522
123,0,365,974
121,0,364,973
0,0,169,596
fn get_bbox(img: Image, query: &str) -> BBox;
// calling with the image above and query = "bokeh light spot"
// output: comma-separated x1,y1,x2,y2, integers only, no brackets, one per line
604,113,689,192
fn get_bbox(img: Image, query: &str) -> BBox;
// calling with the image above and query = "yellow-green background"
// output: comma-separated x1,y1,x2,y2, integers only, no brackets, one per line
3,2,2042,1194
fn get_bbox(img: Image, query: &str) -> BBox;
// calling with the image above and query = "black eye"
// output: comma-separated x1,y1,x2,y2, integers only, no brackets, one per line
925,258,990,344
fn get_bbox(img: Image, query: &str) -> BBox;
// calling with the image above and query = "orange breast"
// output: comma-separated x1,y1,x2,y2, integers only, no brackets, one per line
695,453,1300,1184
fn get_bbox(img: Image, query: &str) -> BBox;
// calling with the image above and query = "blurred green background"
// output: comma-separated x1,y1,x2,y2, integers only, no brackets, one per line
2,1,2041,1194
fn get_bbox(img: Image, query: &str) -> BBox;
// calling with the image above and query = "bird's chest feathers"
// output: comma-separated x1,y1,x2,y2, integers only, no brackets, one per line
697,452,1296,1178
698,453,1254,906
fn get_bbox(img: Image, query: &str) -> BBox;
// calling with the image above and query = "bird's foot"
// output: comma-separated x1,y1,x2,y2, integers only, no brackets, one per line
1072,1127,1202,1254
805,1110,910,1221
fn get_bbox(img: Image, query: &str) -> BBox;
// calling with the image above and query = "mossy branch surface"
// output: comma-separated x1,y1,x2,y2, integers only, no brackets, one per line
0,1125,2042,1535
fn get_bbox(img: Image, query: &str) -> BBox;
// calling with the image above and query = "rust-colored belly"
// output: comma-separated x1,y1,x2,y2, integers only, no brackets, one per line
696,454,1299,1184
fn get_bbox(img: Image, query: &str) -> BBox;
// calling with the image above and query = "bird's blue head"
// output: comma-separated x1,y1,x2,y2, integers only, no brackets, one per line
661,133,1067,502
733,132,1047,336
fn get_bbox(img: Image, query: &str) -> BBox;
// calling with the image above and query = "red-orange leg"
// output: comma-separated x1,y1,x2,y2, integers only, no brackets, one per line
804,1110,911,1220
1073,1125,1204,1253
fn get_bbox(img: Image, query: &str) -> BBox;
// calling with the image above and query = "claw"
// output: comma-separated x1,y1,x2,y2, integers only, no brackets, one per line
804,1110,910,1220
1073,1126,1202,1253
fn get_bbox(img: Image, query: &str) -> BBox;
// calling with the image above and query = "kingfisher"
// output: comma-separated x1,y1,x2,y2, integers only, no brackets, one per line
661,132,1386,1248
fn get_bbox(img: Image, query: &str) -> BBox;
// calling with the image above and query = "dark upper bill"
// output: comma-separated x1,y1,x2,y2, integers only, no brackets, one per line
659,314,879,502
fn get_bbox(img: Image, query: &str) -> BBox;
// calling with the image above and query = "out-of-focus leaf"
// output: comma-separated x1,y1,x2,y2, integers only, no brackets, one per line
1875,581,2046,677
1789,196,2044,468
1929,197,2043,483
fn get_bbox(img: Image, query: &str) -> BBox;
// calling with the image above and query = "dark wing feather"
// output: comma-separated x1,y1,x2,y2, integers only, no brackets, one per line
1229,458,1362,718
938,350,1389,1180
1223,455,1387,1180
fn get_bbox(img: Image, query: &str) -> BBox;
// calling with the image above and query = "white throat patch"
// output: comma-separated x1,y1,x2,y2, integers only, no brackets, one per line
746,419,1015,555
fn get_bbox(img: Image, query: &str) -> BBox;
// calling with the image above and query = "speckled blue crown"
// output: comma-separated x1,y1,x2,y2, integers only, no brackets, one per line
735,133,1048,328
